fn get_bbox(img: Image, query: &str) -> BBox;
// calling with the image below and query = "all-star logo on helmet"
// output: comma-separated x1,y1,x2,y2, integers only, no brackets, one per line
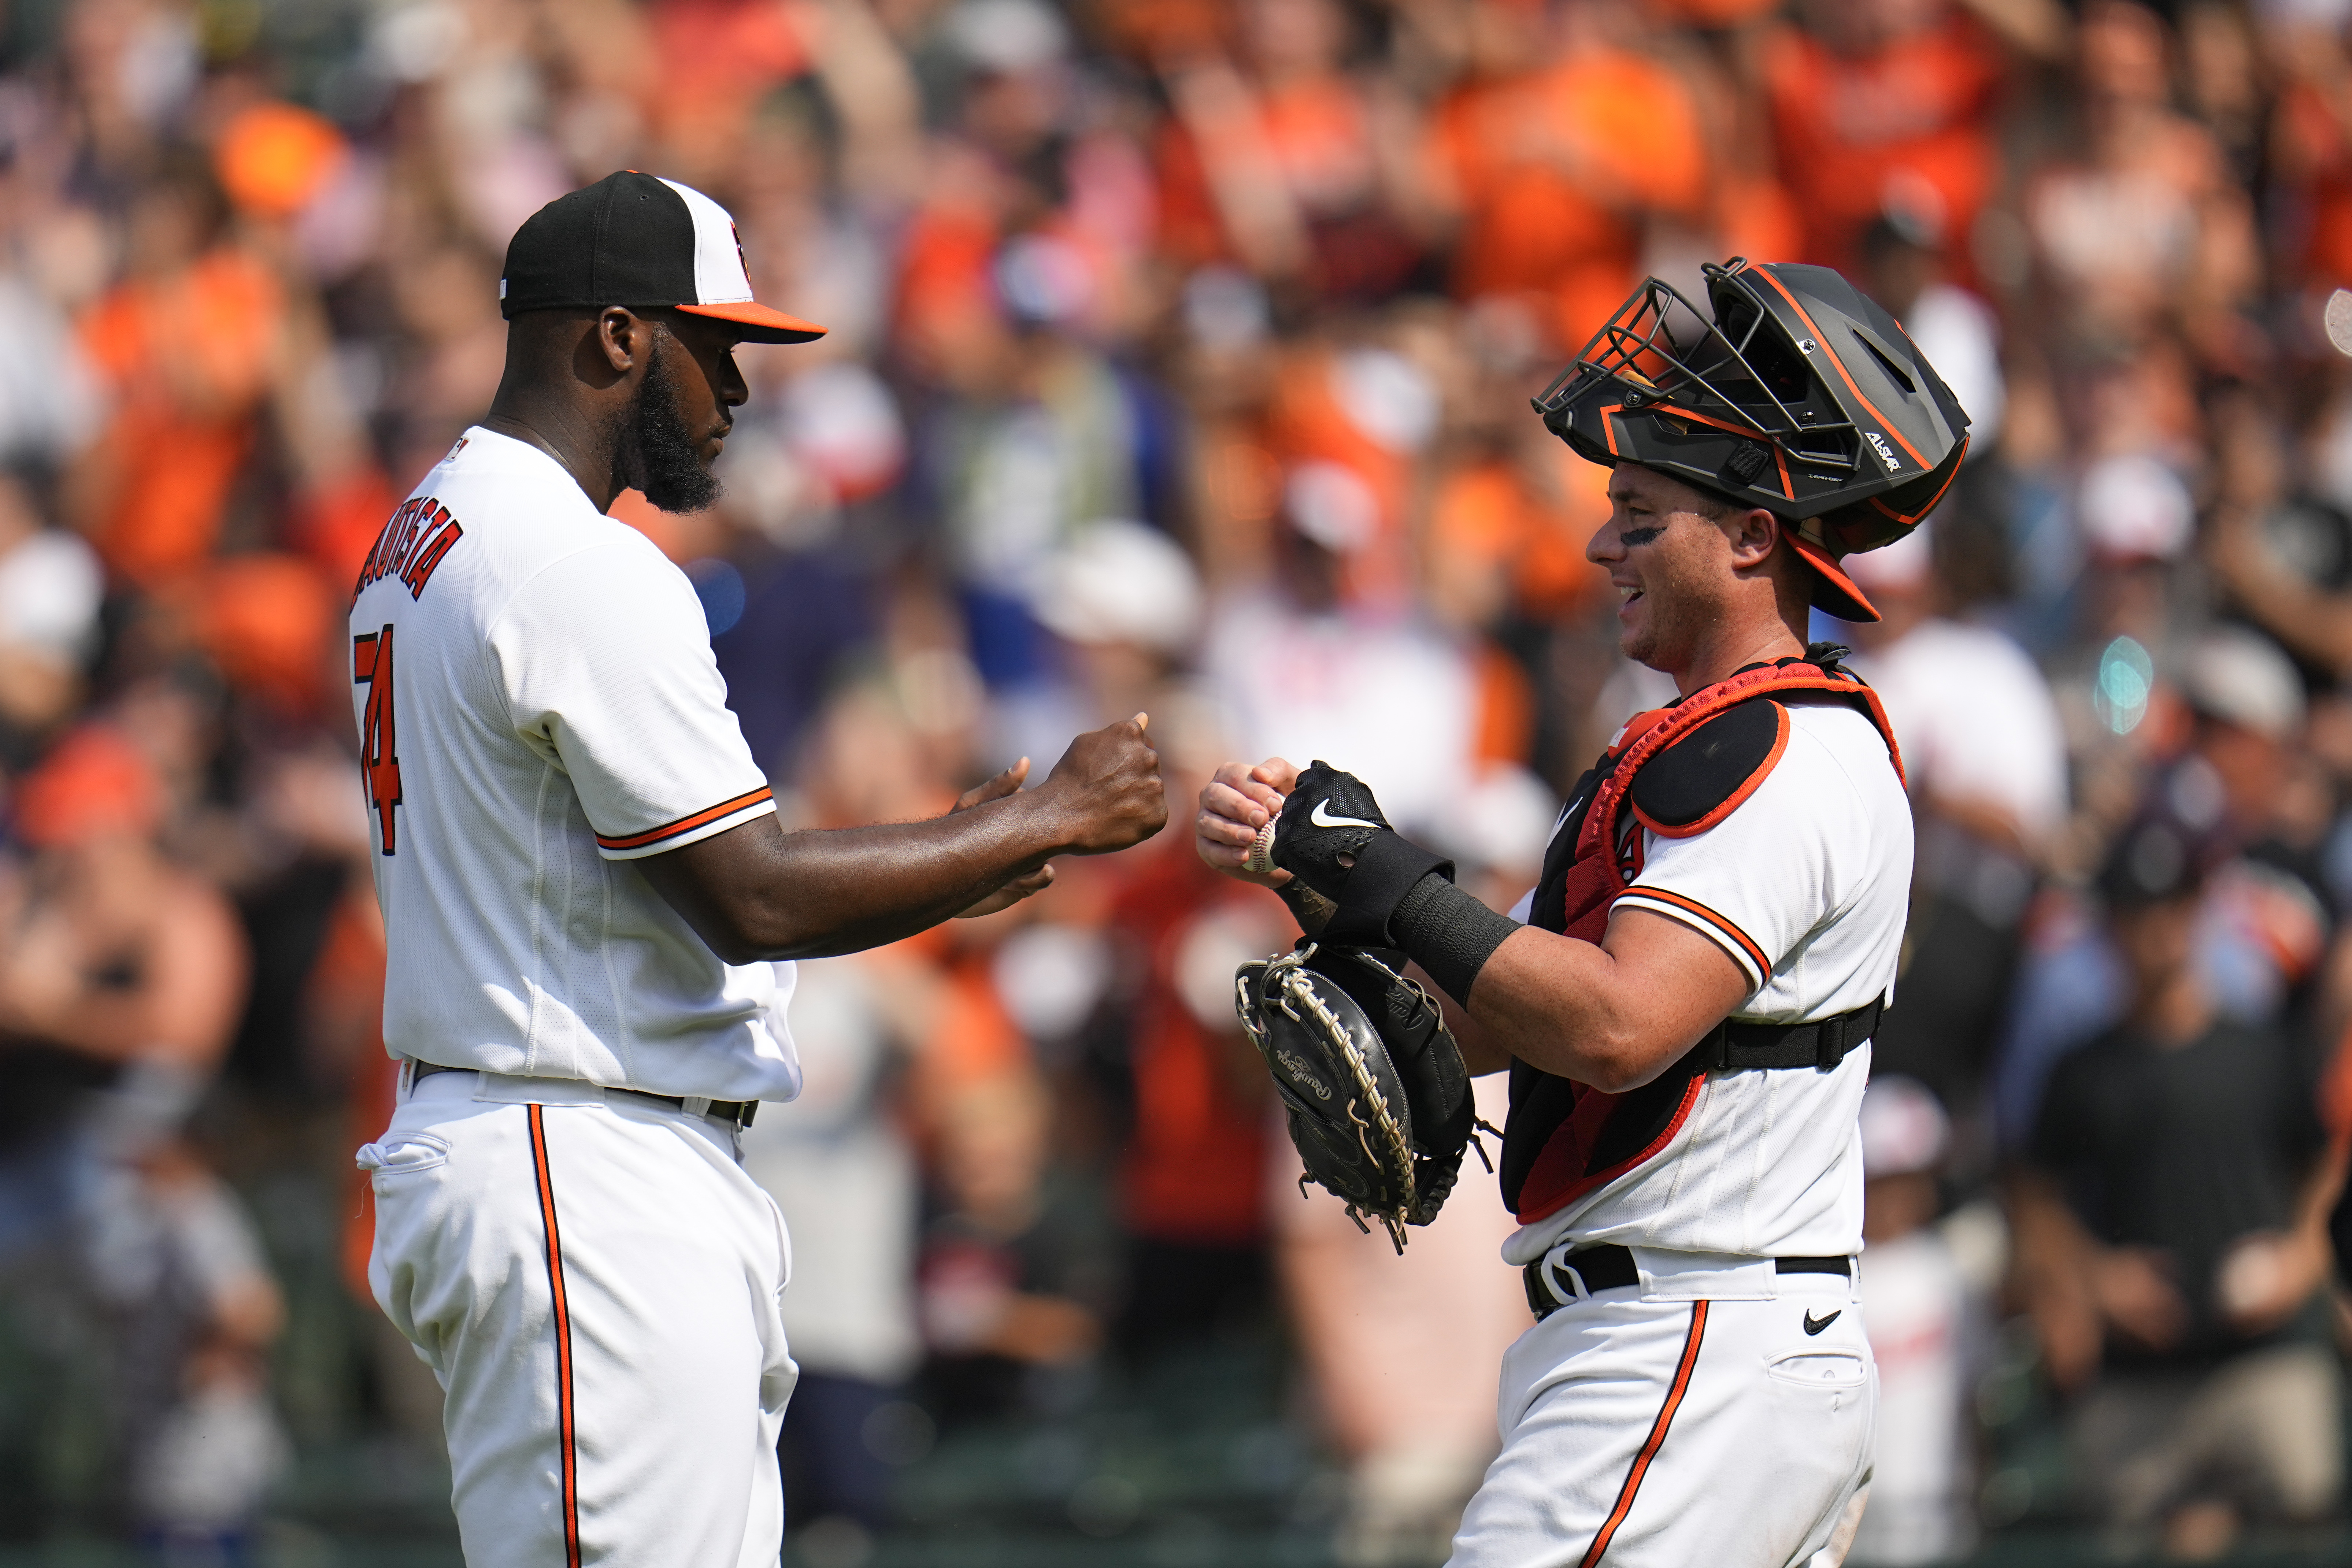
1531,258,1970,622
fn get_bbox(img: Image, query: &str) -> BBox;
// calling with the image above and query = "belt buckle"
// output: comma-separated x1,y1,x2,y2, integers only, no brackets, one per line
1530,1245,1590,1317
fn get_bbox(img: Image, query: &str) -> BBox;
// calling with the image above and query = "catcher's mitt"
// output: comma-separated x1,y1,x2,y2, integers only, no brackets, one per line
1234,944,1477,1251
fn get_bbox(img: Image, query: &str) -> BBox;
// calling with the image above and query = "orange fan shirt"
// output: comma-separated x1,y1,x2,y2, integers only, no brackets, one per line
1114,845,1271,1247
1427,47,1707,349
2277,79,2352,294
79,249,282,587
1761,13,2004,271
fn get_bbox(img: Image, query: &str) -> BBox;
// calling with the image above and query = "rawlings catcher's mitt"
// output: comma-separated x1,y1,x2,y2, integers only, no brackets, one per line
1234,944,1477,1251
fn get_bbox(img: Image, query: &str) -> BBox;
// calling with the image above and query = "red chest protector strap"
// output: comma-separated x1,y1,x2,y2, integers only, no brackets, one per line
1501,650,1904,1227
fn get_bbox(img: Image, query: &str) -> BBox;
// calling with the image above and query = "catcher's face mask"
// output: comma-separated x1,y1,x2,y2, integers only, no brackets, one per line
1534,259,1971,621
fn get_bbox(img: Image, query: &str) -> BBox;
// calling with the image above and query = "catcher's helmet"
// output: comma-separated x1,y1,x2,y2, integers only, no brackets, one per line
1533,259,1970,621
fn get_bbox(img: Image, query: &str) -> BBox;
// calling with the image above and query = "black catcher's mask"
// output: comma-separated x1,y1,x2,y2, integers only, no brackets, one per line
1533,259,1971,621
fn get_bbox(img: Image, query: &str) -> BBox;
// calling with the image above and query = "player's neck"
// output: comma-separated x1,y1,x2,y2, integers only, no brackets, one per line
479,400,623,513
1667,613,1807,698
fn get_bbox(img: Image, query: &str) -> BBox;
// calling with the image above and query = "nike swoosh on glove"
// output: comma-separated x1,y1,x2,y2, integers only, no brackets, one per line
1262,765,1518,1007
1270,761,1395,900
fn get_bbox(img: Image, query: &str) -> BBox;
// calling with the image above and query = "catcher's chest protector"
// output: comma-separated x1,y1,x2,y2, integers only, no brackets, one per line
1503,653,1904,1227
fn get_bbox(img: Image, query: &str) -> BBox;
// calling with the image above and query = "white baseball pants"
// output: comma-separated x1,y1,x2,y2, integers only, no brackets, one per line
1447,1250,1875,1568
359,1069,797,1567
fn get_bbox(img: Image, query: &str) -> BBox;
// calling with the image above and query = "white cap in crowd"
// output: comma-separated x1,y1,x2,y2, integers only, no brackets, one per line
1029,518,1203,656
2076,453,2194,563
2181,625,2306,742
1857,1076,1951,1179
1841,514,1934,596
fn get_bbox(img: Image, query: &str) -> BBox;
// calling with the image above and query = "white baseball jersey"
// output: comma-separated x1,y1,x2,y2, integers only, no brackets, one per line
348,426,801,1102
1501,700,1914,1267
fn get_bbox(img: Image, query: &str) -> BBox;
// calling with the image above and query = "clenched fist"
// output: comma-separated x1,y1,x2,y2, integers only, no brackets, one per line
1038,714,1169,855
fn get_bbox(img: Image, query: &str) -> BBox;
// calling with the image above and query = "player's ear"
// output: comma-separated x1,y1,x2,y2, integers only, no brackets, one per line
591,307,648,379
1726,507,1781,570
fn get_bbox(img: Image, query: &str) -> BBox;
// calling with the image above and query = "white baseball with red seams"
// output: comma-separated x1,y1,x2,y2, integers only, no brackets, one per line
349,425,804,1565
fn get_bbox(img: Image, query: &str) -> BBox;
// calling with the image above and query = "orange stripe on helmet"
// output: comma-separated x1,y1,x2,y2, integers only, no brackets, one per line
1745,266,1928,471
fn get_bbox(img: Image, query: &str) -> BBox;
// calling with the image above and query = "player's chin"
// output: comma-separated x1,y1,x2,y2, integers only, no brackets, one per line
1615,612,1649,661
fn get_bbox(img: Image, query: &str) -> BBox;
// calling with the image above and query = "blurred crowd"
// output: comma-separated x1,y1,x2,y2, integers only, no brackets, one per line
1,0,2351,1562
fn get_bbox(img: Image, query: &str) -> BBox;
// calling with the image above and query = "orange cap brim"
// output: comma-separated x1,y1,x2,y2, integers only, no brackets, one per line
1786,533,1882,623
677,300,828,344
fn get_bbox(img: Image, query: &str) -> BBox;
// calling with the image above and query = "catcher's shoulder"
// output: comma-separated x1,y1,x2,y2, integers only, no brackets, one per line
1628,698,1790,839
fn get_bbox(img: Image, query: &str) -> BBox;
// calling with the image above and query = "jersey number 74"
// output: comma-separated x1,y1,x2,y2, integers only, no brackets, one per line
353,626,403,854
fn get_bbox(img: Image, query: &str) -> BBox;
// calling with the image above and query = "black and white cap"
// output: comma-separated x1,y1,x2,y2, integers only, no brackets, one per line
500,170,826,344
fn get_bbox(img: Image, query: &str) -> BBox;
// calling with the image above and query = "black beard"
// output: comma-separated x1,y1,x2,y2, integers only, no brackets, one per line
617,338,722,514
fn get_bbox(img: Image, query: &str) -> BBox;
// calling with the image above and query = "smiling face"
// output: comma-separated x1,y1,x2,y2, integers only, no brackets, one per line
1584,464,1749,674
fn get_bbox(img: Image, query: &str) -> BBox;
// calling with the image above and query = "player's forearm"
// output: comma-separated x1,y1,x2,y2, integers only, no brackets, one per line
643,791,1082,962
1463,927,1705,1093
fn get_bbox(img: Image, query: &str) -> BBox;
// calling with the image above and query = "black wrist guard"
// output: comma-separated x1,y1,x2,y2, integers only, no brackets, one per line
1389,872,1522,1008
1316,831,1455,947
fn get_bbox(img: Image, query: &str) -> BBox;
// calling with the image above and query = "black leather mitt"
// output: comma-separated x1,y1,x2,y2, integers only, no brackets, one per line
1234,944,1474,1250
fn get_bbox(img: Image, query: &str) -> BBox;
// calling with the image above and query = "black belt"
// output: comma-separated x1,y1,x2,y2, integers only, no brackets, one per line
1688,994,1884,1072
410,1059,759,1128
1522,1245,1851,1320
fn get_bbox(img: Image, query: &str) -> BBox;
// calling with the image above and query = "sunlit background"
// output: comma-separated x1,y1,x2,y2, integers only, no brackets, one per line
0,0,2350,1563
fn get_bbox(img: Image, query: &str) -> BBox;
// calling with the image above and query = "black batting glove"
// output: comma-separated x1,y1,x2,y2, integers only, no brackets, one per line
1270,761,1394,899
1270,761,1454,946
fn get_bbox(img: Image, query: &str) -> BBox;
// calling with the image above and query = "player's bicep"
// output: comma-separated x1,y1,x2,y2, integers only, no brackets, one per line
634,813,791,964
1467,912,1749,1091
1596,907,1752,1045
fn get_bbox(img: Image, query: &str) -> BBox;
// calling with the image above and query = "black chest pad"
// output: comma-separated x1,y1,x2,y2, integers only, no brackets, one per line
1627,699,1785,834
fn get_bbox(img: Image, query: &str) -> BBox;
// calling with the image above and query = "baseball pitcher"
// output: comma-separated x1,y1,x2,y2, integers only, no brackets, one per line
350,172,1166,1567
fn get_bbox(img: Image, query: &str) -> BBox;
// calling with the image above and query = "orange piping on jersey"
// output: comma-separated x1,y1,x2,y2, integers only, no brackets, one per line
1746,267,1926,469
1614,886,1771,978
594,786,774,851
1630,703,1790,840
529,1105,584,1568
1580,1301,1708,1568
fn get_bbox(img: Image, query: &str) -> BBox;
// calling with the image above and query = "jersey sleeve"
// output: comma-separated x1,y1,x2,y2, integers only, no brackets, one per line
1612,722,1863,995
489,540,775,860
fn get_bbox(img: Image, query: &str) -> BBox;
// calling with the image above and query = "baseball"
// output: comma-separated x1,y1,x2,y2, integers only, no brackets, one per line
1245,819,1280,875
2326,288,2352,358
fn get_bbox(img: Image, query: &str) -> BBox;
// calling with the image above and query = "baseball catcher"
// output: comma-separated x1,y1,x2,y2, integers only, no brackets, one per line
1201,258,1967,1568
